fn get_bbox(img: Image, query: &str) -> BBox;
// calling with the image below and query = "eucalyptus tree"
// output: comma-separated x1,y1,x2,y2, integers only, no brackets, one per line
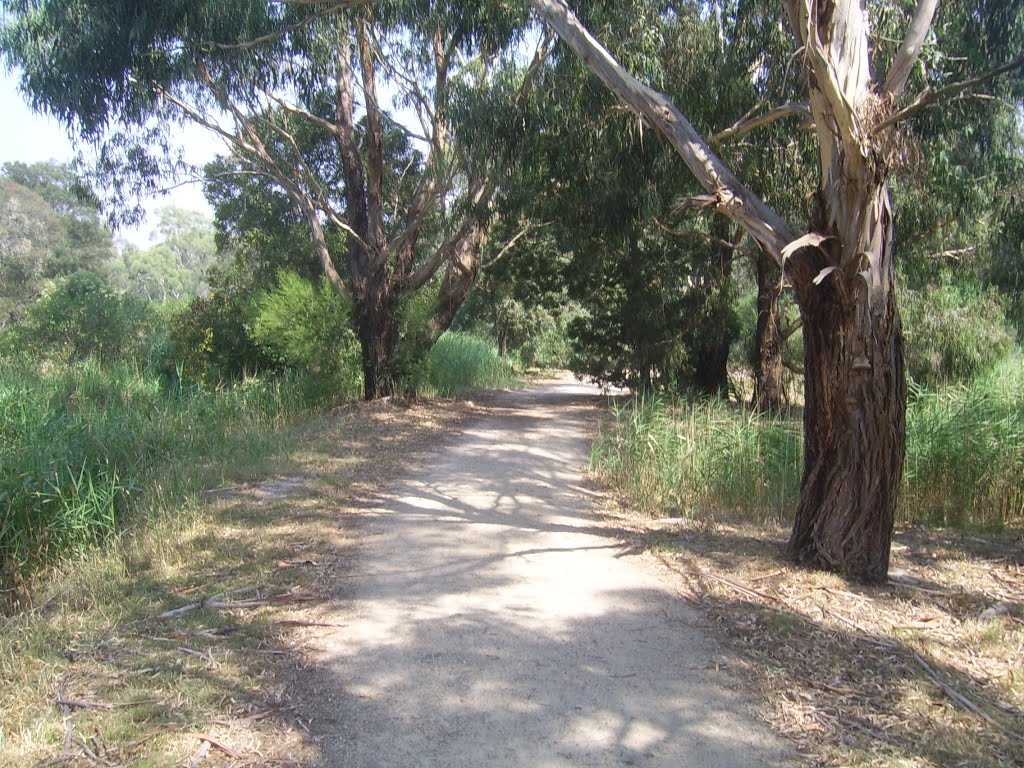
530,0,1024,581
1,0,538,397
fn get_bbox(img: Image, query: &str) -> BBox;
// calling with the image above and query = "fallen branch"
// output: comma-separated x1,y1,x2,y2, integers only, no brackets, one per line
689,563,779,603
913,653,1024,742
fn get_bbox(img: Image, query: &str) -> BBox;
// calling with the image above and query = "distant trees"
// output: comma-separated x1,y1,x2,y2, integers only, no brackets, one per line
109,207,220,301
0,161,116,323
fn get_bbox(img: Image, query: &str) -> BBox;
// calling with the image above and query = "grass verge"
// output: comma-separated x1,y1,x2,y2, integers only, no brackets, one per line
592,354,1024,529
0,394,483,767
414,332,520,398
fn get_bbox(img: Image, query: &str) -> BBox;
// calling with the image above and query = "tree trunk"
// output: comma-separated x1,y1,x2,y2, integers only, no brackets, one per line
692,340,730,396
426,222,486,342
355,275,399,400
531,0,921,582
751,252,785,411
785,224,906,583
691,219,736,397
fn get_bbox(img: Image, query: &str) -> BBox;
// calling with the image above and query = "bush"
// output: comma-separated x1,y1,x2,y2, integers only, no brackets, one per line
900,281,1016,386
169,290,269,386
13,272,157,364
251,273,356,370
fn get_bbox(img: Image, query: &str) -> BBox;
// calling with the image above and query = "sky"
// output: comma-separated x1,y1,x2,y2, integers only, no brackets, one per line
0,68,222,247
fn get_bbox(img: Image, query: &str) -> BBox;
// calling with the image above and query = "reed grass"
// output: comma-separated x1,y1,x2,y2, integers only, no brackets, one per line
902,355,1024,527
0,358,334,586
414,332,519,397
591,394,802,521
593,355,1024,529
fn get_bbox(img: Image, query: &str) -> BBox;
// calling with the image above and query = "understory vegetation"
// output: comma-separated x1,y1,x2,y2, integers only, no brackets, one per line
0,328,518,596
593,354,1024,530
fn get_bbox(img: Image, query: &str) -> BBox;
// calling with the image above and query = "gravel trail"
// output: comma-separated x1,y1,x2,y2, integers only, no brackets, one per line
302,377,794,767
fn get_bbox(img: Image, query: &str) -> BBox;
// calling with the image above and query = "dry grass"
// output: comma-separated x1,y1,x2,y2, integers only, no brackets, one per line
600,502,1024,767
0,395,485,767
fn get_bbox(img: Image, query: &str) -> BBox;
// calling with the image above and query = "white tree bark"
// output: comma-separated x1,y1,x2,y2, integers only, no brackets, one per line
528,0,795,261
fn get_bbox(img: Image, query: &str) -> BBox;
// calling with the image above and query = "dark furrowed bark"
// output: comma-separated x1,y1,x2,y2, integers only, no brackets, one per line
785,239,906,583
355,275,400,400
751,253,785,412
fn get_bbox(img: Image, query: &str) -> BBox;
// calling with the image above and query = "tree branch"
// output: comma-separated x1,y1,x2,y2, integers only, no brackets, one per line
882,0,940,96
529,0,795,262
709,102,812,146
405,177,491,293
651,217,748,253
357,16,387,257
195,62,353,302
482,221,544,270
873,55,1024,134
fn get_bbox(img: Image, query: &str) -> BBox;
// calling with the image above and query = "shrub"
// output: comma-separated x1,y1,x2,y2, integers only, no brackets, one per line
15,272,157,364
169,290,268,386
250,271,362,399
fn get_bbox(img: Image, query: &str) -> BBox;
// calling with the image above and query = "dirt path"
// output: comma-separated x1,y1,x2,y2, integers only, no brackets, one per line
298,377,793,766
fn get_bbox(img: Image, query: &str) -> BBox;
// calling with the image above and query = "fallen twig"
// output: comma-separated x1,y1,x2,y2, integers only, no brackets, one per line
194,733,243,759
55,698,113,711
275,559,320,570
913,653,1024,742
158,589,316,619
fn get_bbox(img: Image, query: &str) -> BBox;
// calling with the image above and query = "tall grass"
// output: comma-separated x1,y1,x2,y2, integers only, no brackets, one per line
593,355,1024,528
591,395,802,521
414,332,519,397
0,357,335,582
902,355,1024,527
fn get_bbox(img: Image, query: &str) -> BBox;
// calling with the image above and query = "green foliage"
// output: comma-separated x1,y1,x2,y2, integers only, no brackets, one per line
903,356,1024,527
413,332,518,398
168,291,268,386
591,395,803,520
900,280,1016,386
250,272,362,397
12,272,157,364
0,356,335,579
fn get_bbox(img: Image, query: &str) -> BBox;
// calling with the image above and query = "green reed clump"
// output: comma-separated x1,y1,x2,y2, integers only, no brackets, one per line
591,394,802,521
414,332,519,397
594,355,1024,529
0,358,329,578
902,355,1024,527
